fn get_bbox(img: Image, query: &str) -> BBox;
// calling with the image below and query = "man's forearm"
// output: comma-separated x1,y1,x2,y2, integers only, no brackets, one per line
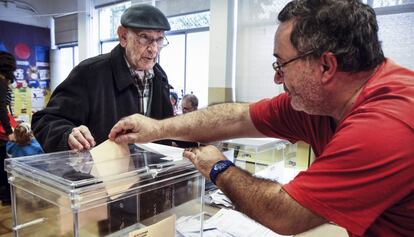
216,167,326,235
159,103,263,143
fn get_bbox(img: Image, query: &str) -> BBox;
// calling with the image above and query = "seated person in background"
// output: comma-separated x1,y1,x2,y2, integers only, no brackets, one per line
7,122,44,157
173,93,199,148
181,93,198,114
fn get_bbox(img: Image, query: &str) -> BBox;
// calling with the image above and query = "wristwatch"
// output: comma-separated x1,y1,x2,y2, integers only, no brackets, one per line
209,160,235,185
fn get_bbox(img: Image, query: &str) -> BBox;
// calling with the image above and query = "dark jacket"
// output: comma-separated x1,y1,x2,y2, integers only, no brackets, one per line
0,76,12,138
32,45,174,152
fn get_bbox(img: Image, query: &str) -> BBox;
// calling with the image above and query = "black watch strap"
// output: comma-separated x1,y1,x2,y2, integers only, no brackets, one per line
209,160,235,185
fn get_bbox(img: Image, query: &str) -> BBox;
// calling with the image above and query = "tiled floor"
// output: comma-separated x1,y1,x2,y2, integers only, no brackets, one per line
0,201,12,237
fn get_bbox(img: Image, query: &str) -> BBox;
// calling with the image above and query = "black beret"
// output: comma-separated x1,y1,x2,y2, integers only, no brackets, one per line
121,4,171,31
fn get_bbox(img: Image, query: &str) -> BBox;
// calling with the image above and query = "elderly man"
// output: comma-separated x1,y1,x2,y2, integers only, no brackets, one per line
109,0,414,236
31,5,177,231
32,4,174,152
181,93,198,114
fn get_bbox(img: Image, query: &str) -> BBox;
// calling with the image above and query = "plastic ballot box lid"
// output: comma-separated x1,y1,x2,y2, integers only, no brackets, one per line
5,143,198,209
219,138,289,153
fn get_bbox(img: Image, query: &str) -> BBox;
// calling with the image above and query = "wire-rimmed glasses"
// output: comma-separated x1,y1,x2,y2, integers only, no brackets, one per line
272,50,314,78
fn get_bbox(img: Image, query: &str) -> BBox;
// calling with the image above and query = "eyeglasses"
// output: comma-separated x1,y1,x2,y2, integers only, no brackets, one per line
272,50,314,78
182,106,195,113
134,33,169,48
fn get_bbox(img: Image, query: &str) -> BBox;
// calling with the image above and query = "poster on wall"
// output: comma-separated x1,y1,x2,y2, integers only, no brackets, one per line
0,20,51,122
12,88,31,122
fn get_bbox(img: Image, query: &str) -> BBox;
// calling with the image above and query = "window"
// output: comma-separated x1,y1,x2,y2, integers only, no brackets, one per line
98,1,131,53
160,35,186,94
51,45,79,91
101,41,119,54
372,0,414,7
184,31,209,108
168,11,210,31
59,45,79,69
98,1,130,41
159,11,210,109
60,45,78,68
234,0,414,103
160,30,210,108
373,0,414,70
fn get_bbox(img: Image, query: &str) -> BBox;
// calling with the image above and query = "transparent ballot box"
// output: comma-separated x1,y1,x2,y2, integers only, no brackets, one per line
5,144,205,237
219,138,289,173
218,138,306,184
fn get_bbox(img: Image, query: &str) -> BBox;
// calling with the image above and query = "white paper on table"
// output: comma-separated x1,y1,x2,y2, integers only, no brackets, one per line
209,189,233,208
253,161,284,183
176,214,233,237
176,215,203,237
204,209,291,237
136,143,184,161
253,161,303,184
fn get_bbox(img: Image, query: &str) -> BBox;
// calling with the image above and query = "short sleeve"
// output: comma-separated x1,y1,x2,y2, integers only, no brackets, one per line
283,111,414,235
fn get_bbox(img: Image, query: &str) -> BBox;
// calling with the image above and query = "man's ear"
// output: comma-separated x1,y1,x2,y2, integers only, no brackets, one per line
117,26,128,47
320,52,337,83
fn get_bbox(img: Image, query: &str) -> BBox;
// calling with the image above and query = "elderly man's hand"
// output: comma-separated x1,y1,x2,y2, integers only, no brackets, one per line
68,125,96,151
108,114,161,144
183,145,227,181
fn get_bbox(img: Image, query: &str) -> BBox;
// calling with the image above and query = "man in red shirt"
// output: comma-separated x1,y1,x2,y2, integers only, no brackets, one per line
108,0,414,236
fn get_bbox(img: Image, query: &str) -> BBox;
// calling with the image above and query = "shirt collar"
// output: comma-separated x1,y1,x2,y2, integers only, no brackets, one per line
124,55,154,80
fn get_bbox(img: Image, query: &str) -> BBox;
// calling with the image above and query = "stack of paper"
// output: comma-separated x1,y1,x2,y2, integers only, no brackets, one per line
176,209,291,237
206,189,233,208
204,209,290,237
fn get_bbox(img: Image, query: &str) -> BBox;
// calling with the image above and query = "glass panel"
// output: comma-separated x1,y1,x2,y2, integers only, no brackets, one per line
235,1,288,103
98,1,131,41
235,23,283,103
168,11,210,31
74,46,79,65
59,47,74,79
159,34,186,97
377,12,414,70
235,0,414,103
101,41,119,54
238,0,291,23
373,0,414,7
185,31,209,108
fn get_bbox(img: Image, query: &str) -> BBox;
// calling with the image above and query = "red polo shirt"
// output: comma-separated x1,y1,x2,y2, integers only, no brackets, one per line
249,59,414,236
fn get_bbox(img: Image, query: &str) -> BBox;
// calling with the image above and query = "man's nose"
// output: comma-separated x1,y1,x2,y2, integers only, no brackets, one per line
146,42,158,54
274,72,283,84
